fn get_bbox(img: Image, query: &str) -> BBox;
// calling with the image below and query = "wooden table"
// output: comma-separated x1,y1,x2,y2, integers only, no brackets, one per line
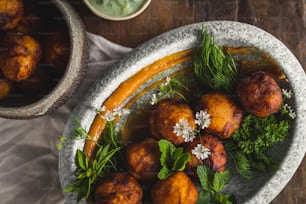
69,0,305,203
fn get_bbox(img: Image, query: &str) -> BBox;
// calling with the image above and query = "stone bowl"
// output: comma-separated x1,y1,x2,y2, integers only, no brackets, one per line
59,21,306,203
0,0,87,119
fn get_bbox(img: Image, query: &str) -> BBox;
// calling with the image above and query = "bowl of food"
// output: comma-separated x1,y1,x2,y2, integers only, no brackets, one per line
83,0,151,21
0,0,87,119
59,21,305,204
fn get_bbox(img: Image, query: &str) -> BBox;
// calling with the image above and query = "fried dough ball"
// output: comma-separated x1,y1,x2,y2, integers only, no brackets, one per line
151,172,198,204
196,93,243,139
0,78,12,100
149,100,196,145
185,134,227,175
0,33,42,81
94,173,143,204
43,29,70,70
0,0,23,30
237,71,283,117
126,138,161,182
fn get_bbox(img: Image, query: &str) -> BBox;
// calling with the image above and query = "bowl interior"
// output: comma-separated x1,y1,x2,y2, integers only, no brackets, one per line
0,1,70,107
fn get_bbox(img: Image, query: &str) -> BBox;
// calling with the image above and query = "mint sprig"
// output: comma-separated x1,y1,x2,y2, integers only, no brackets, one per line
157,139,190,180
196,165,235,204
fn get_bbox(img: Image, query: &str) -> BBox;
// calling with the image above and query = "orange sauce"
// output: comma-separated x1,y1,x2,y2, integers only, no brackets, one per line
84,50,192,159
84,46,285,160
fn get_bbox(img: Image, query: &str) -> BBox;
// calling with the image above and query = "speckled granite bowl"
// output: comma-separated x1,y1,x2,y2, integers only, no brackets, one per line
59,21,306,204
0,0,87,119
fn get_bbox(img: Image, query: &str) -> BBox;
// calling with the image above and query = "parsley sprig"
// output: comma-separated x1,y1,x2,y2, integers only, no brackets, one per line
224,108,292,179
193,28,238,93
157,139,190,180
196,165,235,204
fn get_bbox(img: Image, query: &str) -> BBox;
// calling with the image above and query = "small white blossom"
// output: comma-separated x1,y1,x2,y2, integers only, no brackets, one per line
102,111,115,121
282,89,293,99
161,76,171,87
151,94,158,105
96,105,106,113
284,104,296,119
100,107,130,121
191,144,211,160
195,110,211,129
173,119,196,142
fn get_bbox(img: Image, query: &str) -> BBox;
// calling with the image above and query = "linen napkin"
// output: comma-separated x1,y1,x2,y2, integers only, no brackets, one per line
0,32,131,204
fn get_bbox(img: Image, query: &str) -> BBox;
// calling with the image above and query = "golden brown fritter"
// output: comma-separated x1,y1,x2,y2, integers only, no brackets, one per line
196,92,243,139
94,173,143,204
43,29,70,70
149,100,196,145
237,71,283,117
0,33,42,81
0,78,12,100
185,134,227,175
151,172,198,204
126,138,161,182
0,0,23,30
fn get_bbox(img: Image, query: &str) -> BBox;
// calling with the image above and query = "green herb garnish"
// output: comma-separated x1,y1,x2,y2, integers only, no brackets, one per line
225,109,292,179
193,28,238,93
57,118,98,150
196,165,235,204
157,139,190,180
151,76,189,105
64,120,121,202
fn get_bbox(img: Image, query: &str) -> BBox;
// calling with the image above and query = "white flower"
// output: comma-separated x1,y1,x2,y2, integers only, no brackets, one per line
191,144,211,160
282,89,293,99
96,105,106,113
161,76,171,87
102,111,115,121
284,104,296,119
151,93,158,105
100,107,130,121
195,110,211,129
173,119,196,142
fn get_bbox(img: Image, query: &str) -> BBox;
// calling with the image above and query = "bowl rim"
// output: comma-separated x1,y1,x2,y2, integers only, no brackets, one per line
59,21,306,203
0,0,88,119
83,0,151,21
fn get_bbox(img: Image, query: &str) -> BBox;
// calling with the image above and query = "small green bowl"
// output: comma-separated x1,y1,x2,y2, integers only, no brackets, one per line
83,0,151,21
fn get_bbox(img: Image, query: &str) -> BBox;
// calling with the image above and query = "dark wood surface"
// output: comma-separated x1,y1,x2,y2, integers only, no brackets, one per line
69,0,305,203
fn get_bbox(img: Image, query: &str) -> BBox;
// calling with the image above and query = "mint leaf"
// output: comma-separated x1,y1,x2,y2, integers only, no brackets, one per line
157,139,190,180
157,166,172,180
213,170,231,192
197,165,235,204
158,139,175,166
172,148,190,171
196,165,211,191
196,190,211,204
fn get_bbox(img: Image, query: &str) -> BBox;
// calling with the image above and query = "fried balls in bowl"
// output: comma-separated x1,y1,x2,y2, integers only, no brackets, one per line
0,78,11,99
196,92,243,139
126,138,161,182
0,0,23,30
185,134,227,175
94,173,143,204
0,32,42,82
149,100,196,145
151,172,198,204
237,71,283,117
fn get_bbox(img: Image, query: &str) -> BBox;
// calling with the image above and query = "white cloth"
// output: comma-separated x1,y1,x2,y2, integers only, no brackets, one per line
0,33,131,204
